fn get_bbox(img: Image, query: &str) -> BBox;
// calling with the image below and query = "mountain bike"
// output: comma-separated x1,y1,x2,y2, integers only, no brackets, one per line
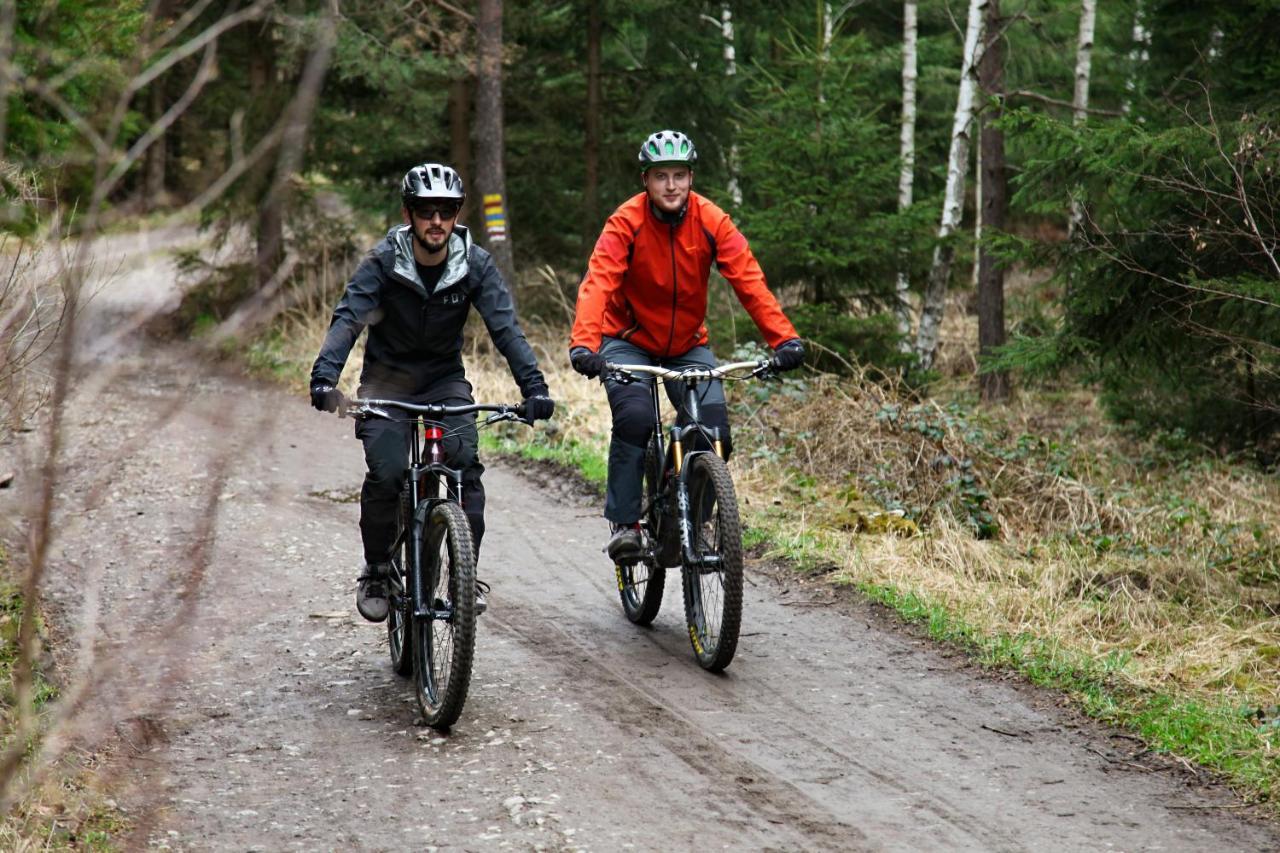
604,358,774,672
340,396,528,729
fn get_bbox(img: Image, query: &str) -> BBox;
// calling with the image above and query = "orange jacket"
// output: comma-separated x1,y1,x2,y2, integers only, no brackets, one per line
570,191,797,356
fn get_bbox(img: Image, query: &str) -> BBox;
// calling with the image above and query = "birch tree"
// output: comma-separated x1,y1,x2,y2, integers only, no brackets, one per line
893,0,918,346
475,0,516,285
1067,0,1096,237
720,4,742,206
914,0,987,370
1122,0,1150,115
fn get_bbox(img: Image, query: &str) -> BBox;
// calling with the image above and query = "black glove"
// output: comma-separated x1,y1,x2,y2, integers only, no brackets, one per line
771,339,805,372
570,346,607,379
310,381,344,413
522,393,555,422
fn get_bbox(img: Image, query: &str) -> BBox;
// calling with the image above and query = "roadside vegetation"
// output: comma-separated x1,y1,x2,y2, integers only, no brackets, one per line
0,545,129,851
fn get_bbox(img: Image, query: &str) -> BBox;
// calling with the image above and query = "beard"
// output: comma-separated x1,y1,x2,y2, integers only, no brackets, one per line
413,227,449,254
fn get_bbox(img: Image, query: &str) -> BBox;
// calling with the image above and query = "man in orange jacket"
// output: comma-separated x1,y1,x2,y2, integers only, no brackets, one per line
569,129,805,561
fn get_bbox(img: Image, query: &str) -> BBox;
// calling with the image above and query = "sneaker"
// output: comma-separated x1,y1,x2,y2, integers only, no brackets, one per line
474,579,491,616
356,563,391,622
605,522,643,563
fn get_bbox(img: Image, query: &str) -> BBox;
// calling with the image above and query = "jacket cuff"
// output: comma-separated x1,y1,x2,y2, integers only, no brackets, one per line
522,382,549,399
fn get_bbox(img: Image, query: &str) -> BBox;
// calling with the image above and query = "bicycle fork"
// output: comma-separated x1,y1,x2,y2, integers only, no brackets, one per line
675,450,724,572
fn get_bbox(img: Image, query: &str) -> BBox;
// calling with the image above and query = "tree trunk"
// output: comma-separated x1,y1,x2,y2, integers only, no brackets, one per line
818,2,833,106
894,0,918,349
914,0,987,370
251,35,283,289
449,76,473,223
1123,1,1150,115
0,0,15,154
1067,0,1097,237
475,0,516,287
584,0,601,244
722,3,742,207
144,76,168,211
977,0,1009,401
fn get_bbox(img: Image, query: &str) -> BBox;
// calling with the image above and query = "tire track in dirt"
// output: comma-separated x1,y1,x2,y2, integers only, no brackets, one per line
487,602,868,850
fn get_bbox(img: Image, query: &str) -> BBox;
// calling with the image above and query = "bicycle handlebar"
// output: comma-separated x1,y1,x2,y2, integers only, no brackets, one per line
340,397,527,423
604,359,771,382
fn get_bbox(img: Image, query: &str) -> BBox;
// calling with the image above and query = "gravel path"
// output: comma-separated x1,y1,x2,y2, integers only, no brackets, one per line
2,230,1276,851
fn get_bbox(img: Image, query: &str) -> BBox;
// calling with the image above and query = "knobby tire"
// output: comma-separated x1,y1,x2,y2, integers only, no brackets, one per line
387,484,413,677
681,453,743,672
618,439,667,625
413,500,476,729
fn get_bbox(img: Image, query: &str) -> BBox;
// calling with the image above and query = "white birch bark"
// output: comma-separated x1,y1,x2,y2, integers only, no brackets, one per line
723,4,742,206
818,3,833,106
894,0,918,345
914,0,987,369
1123,0,1150,115
1068,0,1097,237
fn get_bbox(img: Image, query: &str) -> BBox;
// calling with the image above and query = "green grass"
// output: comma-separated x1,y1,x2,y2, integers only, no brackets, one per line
481,428,608,489
0,546,132,851
0,550,57,711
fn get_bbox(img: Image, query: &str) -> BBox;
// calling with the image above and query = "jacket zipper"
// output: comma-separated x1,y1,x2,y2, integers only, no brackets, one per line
664,223,678,356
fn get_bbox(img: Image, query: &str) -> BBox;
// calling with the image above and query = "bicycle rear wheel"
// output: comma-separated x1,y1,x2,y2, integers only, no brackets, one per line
681,453,743,672
618,438,666,625
388,484,413,677
412,500,477,729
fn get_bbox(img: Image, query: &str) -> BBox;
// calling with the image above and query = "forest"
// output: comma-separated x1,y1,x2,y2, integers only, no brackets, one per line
5,0,1277,446
3,0,1280,842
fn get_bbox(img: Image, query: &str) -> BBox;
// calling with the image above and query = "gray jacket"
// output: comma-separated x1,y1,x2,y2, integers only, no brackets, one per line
311,224,546,397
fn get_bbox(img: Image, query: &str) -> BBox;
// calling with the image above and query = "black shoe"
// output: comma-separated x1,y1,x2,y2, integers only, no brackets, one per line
606,523,643,563
474,579,490,616
356,563,391,622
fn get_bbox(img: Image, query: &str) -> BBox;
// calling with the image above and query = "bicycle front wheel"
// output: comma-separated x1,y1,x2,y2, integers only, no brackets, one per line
412,500,477,729
681,453,744,672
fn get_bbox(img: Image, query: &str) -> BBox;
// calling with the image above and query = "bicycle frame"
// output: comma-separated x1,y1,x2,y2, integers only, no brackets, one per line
403,421,465,620
342,398,525,620
612,360,766,569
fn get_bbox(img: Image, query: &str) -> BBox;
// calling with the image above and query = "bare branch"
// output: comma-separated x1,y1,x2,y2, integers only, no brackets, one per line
1007,89,1122,117
98,39,219,204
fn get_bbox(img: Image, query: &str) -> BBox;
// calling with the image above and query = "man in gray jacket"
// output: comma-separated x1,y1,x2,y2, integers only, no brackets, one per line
310,162,554,621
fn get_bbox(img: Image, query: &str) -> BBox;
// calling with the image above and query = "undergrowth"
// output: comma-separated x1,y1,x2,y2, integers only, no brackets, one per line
0,547,130,850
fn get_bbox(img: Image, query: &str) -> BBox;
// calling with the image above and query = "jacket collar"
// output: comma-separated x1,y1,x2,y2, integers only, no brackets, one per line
388,223,472,295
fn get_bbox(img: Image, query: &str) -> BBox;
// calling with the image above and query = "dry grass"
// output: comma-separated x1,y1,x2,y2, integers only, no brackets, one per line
474,317,1280,715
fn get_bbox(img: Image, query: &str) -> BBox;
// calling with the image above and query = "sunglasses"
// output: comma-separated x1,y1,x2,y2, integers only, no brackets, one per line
410,201,461,221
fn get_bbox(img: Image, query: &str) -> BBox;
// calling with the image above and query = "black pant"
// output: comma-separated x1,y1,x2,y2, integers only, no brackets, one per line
354,379,484,564
599,338,731,524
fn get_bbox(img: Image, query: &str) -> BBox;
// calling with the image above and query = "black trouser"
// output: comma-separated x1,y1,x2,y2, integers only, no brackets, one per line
599,338,731,524
354,378,484,564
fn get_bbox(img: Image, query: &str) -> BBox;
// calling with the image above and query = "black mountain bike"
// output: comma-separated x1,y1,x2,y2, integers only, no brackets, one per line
605,358,773,672
340,397,528,729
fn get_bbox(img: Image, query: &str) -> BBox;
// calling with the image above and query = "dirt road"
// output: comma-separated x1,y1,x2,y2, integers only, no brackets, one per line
4,231,1277,851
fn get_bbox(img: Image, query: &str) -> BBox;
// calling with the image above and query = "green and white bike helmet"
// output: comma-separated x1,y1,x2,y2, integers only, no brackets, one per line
638,130,698,171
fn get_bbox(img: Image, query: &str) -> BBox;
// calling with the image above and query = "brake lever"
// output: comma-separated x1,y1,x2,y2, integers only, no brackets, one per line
484,411,521,426
753,361,779,380
605,369,634,386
